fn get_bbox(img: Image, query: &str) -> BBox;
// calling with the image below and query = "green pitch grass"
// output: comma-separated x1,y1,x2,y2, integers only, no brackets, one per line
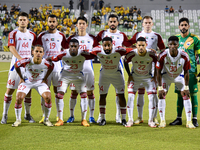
0,62,199,150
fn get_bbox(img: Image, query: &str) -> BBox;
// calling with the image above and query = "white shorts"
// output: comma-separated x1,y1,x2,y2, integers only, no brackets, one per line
162,74,185,92
128,74,156,94
99,71,125,95
47,71,61,87
6,68,25,89
17,82,50,96
58,72,86,93
70,71,95,91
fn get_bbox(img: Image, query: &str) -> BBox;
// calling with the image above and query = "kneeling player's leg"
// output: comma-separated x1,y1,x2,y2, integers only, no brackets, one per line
80,92,88,121
15,92,27,122
117,93,127,122
127,82,136,122
87,90,95,120
137,88,145,119
55,92,65,121
42,91,52,121
99,94,107,120
69,84,78,118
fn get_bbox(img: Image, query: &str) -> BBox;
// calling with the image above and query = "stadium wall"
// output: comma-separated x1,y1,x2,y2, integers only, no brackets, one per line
1,0,200,14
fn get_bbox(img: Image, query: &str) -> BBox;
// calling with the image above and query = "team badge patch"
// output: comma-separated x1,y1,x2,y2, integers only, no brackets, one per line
81,40,84,43
106,56,110,59
29,38,32,41
140,61,144,64
151,37,154,40
117,36,120,39
10,39,14,44
72,60,76,63
23,37,27,40
79,60,82,63
57,39,59,42
114,56,116,58
51,38,54,41
88,40,90,43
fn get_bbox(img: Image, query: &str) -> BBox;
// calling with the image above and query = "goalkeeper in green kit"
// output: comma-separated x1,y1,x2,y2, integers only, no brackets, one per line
170,17,200,127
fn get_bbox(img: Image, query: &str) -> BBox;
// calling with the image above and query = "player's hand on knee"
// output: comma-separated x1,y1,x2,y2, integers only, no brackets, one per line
128,75,134,85
19,78,25,84
42,79,47,84
151,77,157,85
181,90,190,99
158,90,165,99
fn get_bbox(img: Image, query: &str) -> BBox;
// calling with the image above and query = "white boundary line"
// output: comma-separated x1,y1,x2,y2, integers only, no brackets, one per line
0,70,9,73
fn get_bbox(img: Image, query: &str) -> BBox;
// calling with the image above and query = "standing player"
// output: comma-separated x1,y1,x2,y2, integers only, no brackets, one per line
96,14,133,123
90,37,129,126
124,37,157,128
65,16,99,124
170,18,200,127
156,36,195,129
129,16,165,125
1,12,36,124
36,14,68,125
12,45,54,127
47,39,95,127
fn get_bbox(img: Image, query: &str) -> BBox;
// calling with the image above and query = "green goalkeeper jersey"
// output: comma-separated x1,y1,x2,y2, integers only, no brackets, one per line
176,33,200,75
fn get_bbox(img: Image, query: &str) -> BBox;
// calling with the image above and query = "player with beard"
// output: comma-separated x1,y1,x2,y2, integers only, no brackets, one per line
96,14,133,123
36,14,68,126
169,18,200,127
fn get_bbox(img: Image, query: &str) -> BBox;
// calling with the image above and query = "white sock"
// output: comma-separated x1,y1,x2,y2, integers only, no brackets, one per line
15,103,22,121
120,107,126,120
183,97,192,122
116,95,121,117
44,102,52,121
148,94,155,122
24,97,31,115
41,97,45,117
80,93,88,120
55,94,58,117
69,93,77,117
88,94,95,118
100,105,106,120
56,98,64,121
158,99,166,121
3,93,12,115
127,93,135,121
137,94,145,118
154,94,159,118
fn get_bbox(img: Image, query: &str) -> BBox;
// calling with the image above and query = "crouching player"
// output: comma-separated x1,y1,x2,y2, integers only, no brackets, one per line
47,39,95,127
156,36,195,129
124,37,158,128
12,45,54,127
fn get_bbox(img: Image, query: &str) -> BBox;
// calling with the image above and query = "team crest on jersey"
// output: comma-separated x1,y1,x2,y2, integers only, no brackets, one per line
140,61,144,64
72,60,76,63
79,60,82,63
106,56,110,59
18,37,22,40
23,37,27,40
186,42,191,46
41,70,44,72
87,40,90,43
147,62,149,64
81,40,84,43
151,37,154,40
117,36,120,39
114,56,117,58
179,63,181,66
57,39,59,42
10,39,14,44
29,38,32,41
51,38,54,41
46,38,49,41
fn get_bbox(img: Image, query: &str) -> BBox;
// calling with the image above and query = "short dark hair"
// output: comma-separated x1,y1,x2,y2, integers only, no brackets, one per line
179,17,189,25
108,14,118,21
137,37,146,42
70,38,79,44
102,37,113,43
77,16,87,24
18,12,28,18
143,16,153,21
168,36,179,42
34,45,44,51
48,14,57,19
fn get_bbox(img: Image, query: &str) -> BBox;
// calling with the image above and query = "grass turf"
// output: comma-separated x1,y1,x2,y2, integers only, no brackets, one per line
0,62,199,150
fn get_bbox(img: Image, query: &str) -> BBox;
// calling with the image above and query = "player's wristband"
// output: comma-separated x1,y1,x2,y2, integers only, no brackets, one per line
158,86,163,91
184,85,189,90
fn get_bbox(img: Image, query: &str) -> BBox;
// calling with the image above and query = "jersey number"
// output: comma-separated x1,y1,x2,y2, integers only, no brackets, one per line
7,79,15,86
70,64,78,69
22,42,28,48
50,43,56,49
169,66,177,72
79,45,87,50
105,59,113,64
138,64,146,70
99,85,104,91
31,73,39,78
18,85,26,90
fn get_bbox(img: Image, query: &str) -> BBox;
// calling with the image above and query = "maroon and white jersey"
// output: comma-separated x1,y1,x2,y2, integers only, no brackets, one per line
51,49,93,75
36,30,67,72
66,33,99,73
96,29,133,47
8,28,36,71
124,49,157,78
15,58,54,83
156,49,191,79
91,46,131,74
130,31,165,51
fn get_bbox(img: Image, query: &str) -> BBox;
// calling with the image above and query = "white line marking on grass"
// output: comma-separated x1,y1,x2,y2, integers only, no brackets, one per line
0,82,7,84
0,70,9,73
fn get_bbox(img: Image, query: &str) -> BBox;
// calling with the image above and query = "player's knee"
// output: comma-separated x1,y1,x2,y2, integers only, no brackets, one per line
56,92,64,99
71,90,78,95
16,94,24,104
43,92,52,103
80,92,87,98
138,88,145,94
87,90,93,96
6,88,15,95
118,93,126,101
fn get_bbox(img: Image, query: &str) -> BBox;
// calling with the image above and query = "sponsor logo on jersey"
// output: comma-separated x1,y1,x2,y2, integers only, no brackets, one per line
171,62,175,65
46,38,49,41
23,37,27,40
10,39,14,44
72,60,76,63
81,40,84,43
18,37,22,40
34,69,38,72
51,38,54,41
